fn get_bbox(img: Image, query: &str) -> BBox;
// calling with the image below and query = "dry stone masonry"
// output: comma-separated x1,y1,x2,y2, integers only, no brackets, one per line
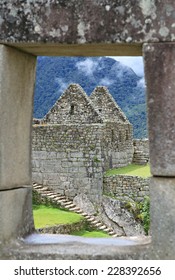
133,139,149,165
104,175,149,203
32,84,134,206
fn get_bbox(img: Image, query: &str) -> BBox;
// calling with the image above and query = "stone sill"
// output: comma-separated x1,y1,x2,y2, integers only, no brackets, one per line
1,233,151,260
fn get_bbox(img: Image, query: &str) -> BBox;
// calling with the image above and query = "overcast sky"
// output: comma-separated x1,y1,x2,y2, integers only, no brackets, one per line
107,56,144,77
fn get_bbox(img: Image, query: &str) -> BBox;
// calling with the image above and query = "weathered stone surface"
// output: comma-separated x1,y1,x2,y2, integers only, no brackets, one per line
150,177,175,259
0,45,36,190
90,86,128,123
100,196,145,236
44,84,102,124
132,139,149,165
37,220,87,235
144,43,175,176
0,187,34,244
104,175,150,202
73,193,96,215
0,234,151,260
1,0,175,51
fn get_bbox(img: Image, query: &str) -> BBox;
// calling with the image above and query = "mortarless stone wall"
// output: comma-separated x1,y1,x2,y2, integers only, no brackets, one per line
32,124,103,204
32,84,134,205
44,84,102,124
32,122,134,204
132,139,149,165
103,175,150,202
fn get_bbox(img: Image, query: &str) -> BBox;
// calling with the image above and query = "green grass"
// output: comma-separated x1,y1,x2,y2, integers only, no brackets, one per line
105,164,151,178
33,205,84,229
33,205,112,237
71,229,110,238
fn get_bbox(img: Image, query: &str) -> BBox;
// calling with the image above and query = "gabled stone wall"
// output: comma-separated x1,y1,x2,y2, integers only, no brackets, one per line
44,84,102,124
90,86,128,123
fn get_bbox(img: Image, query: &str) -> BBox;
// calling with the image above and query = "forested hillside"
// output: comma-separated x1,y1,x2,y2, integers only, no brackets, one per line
34,56,147,138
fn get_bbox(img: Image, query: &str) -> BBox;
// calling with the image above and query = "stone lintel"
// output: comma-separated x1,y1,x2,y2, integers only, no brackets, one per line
143,42,175,176
0,1,175,49
4,43,142,57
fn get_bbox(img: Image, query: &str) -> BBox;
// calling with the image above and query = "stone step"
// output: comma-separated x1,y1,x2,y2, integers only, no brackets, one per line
41,191,54,195
44,192,55,197
108,230,116,235
64,201,74,206
70,207,81,211
36,187,49,191
81,213,90,217
90,220,100,225
33,182,118,238
74,209,84,214
95,222,103,227
33,185,42,189
64,204,76,209
56,195,67,199
53,197,68,202
47,194,58,199
103,228,112,233
112,234,118,238
98,225,107,230
86,217,95,222
33,182,41,186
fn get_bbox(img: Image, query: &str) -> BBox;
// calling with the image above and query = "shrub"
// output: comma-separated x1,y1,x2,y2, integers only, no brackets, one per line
125,196,150,235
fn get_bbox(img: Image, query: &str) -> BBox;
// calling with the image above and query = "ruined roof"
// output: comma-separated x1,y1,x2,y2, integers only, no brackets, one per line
90,86,129,123
44,84,103,124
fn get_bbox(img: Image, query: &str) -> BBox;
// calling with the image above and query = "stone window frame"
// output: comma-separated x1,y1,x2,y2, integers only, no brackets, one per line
0,42,175,259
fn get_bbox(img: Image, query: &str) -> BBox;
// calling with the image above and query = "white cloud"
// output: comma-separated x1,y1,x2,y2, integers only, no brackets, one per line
107,56,144,77
137,77,146,88
55,78,68,93
99,77,113,86
76,58,99,76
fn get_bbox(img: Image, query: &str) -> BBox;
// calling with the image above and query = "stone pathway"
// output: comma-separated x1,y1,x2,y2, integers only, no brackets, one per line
33,183,118,237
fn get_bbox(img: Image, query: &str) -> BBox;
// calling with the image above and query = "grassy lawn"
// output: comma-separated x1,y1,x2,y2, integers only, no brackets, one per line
33,205,112,237
33,205,84,229
71,229,110,238
105,164,151,178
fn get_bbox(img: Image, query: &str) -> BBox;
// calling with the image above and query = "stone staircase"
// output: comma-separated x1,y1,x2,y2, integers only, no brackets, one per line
33,183,118,237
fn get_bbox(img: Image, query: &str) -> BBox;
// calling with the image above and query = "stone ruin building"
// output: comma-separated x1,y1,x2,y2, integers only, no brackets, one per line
1,0,175,260
32,83,134,206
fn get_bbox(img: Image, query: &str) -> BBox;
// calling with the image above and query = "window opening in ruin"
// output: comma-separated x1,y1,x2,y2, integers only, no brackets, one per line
32,56,148,239
126,130,129,141
70,104,75,115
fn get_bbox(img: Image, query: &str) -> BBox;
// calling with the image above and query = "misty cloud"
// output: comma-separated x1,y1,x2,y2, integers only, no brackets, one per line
137,77,146,88
99,77,114,86
55,78,69,93
76,58,99,76
107,56,144,77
